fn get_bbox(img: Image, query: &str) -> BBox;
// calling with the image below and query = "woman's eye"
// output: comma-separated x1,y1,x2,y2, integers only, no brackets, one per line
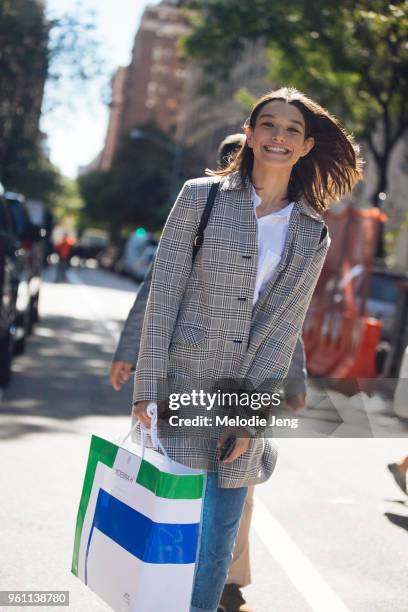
262,122,298,133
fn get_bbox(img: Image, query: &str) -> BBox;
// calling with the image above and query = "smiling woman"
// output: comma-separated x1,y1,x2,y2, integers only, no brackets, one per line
132,86,364,612
210,86,364,215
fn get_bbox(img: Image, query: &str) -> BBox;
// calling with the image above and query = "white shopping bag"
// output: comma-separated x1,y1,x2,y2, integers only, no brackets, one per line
71,406,204,612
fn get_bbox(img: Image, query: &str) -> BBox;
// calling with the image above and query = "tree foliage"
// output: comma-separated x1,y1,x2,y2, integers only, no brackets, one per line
0,0,102,201
182,0,408,206
6,142,63,202
49,176,84,227
0,0,48,187
78,128,176,240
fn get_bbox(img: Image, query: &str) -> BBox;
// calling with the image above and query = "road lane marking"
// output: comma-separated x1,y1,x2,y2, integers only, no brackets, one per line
253,496,351,612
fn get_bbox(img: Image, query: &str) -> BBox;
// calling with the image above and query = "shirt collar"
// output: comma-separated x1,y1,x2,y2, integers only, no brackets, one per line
220,171,325,222
251,185,294,217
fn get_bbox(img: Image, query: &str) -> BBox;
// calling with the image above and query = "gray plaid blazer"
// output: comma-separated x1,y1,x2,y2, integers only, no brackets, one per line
114,270,307,396
132,172,330,487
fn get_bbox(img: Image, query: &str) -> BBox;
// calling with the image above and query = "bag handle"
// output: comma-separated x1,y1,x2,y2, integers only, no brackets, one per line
121,402,170,463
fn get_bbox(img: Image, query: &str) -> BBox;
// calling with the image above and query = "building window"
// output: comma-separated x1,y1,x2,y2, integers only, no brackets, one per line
152,63,167,74
152,47,162,60
175,68,188,79
147,81,158,95
146,97,157,109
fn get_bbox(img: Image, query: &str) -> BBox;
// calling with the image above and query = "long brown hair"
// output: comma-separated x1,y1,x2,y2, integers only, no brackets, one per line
207,87,364,213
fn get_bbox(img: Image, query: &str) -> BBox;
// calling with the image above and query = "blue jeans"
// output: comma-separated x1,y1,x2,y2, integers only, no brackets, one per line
190,472,248,612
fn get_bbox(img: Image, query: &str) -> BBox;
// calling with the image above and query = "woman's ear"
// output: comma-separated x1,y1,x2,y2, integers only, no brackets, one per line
300,136,315,158
245,126,253,148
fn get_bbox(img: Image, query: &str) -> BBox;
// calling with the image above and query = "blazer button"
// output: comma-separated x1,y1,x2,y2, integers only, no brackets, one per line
233,340,242,344
242,255,252,260
237,297,247,302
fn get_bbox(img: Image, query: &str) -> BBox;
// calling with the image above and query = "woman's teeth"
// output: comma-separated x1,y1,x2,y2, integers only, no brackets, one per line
264,145,290,154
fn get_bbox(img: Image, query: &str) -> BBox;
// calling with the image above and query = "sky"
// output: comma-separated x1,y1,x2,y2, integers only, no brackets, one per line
42,1,161,178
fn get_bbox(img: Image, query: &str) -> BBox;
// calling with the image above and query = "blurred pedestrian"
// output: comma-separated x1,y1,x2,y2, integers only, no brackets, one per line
55,233,75,281
130,86,362,612
110,133,245,391
217,133,246,169
387,457,408,494
55,233,75,262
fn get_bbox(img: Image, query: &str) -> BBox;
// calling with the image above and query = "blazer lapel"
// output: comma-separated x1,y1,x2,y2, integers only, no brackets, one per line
221,173,258,258
220,174,324,322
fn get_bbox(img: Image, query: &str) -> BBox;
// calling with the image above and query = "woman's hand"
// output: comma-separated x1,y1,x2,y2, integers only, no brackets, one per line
132,400,152,428
216,431,250,464
110,361,133,391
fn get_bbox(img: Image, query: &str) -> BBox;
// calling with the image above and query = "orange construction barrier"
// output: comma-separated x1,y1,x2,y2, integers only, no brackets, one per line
307,311,355,377
304,205,387,379
329,316,382,378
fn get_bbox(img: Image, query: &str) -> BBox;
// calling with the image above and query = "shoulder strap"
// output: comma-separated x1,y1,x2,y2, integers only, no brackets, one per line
192,180,220,261
143,180,220,283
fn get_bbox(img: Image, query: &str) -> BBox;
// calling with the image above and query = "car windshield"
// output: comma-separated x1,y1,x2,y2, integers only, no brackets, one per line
368,275,401,303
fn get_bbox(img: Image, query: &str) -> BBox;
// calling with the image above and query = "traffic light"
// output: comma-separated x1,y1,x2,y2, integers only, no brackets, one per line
134,227,147,237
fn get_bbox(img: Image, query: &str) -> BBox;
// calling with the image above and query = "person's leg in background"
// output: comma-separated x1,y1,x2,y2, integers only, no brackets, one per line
190,473,248,612
388,455,408,494
219,486,255,611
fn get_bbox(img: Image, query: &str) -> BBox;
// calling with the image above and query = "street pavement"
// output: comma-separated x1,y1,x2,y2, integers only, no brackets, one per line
0,265,407,612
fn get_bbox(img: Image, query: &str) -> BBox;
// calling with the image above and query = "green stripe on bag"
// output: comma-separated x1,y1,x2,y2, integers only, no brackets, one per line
136,460,204,499
71,436,119,576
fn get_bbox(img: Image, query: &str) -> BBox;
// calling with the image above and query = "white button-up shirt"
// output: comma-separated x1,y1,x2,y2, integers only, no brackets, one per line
252,187,294,305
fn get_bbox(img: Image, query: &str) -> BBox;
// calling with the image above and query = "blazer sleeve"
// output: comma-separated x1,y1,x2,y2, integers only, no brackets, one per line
112,262,153,366
283,334,307,397
132,181,198,403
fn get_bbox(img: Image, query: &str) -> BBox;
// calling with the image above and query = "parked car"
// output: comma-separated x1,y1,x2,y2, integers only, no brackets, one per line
366,267,408,341
96,243,122,271
366,266,408,374
120,229,157,282
69,229,109,264
0,183,19,386
4,191,43,353
24,199,55,264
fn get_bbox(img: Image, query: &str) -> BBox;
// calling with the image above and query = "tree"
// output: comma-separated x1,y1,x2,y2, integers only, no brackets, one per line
183,0,408,255
49,177,84,228
5,143,63,202
0,0,48,187
78,127,176,241
0,0,102,201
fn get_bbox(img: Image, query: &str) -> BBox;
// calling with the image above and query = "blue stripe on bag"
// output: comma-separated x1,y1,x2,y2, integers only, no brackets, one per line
85,488,199,580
